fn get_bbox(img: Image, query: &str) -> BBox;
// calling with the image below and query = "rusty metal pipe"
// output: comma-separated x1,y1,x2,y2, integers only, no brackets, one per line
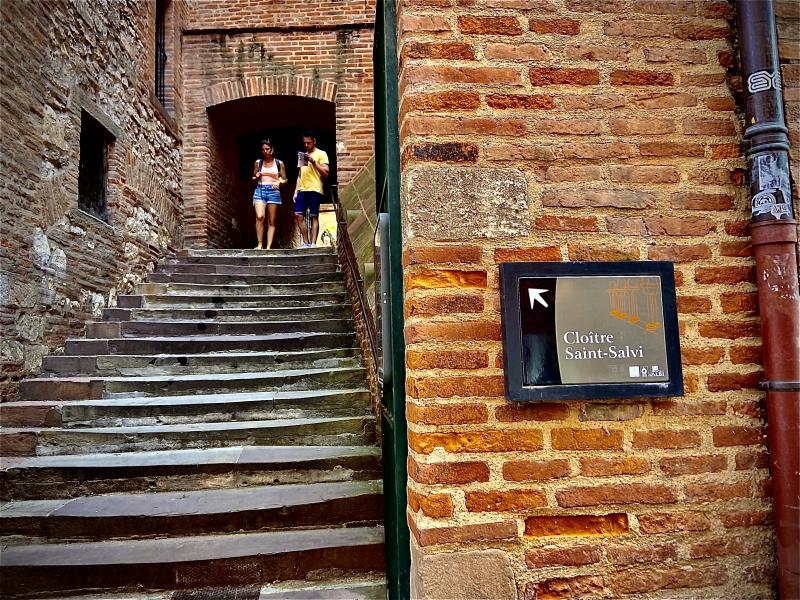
736,1,800,596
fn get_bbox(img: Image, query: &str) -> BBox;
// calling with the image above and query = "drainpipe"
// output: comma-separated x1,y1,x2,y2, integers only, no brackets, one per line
736,1,800,597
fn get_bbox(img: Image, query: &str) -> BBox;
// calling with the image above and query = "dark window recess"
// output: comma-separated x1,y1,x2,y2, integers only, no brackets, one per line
155,0,167,105
78,110,112,221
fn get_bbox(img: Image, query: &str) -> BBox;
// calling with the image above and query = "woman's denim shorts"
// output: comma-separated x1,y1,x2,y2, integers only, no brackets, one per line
253,185,281,205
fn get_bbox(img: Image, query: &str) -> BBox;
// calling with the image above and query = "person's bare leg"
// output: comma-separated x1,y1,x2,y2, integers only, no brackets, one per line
310,216,320,246
254,203,265,249
295,213,309,246
266,204,278,249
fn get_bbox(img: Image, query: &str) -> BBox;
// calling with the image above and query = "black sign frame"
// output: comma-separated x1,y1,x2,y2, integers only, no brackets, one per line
500,261,684,402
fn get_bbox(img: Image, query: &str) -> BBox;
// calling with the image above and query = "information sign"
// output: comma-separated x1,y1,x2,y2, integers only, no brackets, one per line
500,262,684,401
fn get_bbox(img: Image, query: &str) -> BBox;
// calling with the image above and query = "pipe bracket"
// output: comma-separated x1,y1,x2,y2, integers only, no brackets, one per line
759,380,800,392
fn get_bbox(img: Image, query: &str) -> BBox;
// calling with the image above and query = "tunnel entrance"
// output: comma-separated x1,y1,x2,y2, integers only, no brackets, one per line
206,96,336,249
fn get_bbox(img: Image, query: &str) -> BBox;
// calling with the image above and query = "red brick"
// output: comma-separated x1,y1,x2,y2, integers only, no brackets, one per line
631,92,697,109
524,513,629,536
632,429,701,449
562,141,637,159
408,488,454,517
484,43,549,61
634,0,697,15
551,428,623,450
526,576,606,600
682,72,726,86
407,402,489,425
609,165,680,183
557,484,677,508
404,65,521,86
690,536,755,558
568,244,640,261
694,266,754,284
407,349,488,370
529,19,580,35
713,426,765,447
721,292,759,314
561,93,626,110
609,118,674,135
648,244,712,262
725,219,750,237
530,68,599,86
684,118,737,136
673,23,730,40
608,565,727,594
640,142,705,157
707,371,761,392
503,459,570,481
681,347,724,365
606,542,677,565
494,247,562,263
404,321,501,343
646,216,716,236
644,47,707,63
408,457,489,484
705,1,734,18
406,374,505,398
720,241,753,257
536,215,599,231
719,510,772,528
735,450,770,470
496,402,569,422
413,519,518,546
671,192,734,210
407,142,479,163
466,489,547,512
486,144,556,162
706,96,737,111
730,345,762,365
403,91,482,113
579,457,649,477
409,429,543,454
405,115,526,137
565,44,629,61
400,14,451,33
526,545,600,568
651,399,726,416
732,399,765,419
404,42,476,60
637,511,711,533
531,119,604,135
610,70,674,86
685,481,752,502
404,246,483,266
659,454,727,475
604,19,671,37
458,16,523,35
404,293,484,317
698,319,759,339
486,94,555,110
405,268,487,290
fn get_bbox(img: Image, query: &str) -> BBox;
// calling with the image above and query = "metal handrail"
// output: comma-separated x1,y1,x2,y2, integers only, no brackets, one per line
330,185,379,370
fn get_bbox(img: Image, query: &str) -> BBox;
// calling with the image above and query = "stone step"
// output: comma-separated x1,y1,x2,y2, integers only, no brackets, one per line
164,254,338,268
3,388,371,428
64,332,356,356
0,526,384,598
176,248,334,258
11,415,376,456
0,479,383,539
146,271,344,285
42,348,360,376
119,292,347,309
259,576,386,599
157,262,339,275
1,446,382,500
102,304,351,322
136,281,346,296
20,367,367,401
84,318,354,339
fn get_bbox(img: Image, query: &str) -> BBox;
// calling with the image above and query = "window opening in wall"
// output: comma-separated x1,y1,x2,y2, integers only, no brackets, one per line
78,110,113,221
155,0,167,105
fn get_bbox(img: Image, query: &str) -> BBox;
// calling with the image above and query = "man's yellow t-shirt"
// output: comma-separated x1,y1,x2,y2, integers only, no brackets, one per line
298,148,329,194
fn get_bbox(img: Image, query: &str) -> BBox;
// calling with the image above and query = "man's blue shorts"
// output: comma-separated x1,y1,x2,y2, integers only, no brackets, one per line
253,185,281,205
294,191,323,217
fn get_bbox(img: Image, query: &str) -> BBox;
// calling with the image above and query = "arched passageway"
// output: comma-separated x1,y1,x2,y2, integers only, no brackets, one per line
205,94,336,248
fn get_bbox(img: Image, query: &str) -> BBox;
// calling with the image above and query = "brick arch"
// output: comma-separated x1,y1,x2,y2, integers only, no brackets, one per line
204,75,337,108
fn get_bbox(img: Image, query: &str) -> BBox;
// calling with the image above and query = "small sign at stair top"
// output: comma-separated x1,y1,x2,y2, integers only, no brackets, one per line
499,261,683,402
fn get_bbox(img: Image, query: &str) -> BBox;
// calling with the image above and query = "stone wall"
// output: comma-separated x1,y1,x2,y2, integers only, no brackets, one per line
0,0,185,401
182,0,375,248
398,1,796,597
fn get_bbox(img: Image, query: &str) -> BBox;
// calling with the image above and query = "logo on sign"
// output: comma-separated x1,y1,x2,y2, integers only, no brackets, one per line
752,189,791,220
747,70,781,94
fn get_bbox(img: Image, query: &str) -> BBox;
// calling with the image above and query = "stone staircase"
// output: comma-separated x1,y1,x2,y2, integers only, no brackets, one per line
0,248,385,599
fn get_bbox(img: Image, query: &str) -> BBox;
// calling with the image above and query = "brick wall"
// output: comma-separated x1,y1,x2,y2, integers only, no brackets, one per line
182,0,375,248
0,0,185,401
398,1,794,597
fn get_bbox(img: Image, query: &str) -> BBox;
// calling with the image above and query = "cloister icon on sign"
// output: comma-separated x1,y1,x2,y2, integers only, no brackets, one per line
608,278,662,333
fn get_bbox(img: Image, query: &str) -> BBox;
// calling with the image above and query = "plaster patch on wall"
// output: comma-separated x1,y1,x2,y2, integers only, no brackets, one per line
31,228,51,270
404,166,529,240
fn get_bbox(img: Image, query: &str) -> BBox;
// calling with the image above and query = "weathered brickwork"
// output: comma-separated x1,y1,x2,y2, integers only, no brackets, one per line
399,1,796,597
1,1,185,401
182,0,375,248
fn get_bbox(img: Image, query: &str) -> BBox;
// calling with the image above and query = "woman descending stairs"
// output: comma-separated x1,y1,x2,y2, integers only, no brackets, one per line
0,248,385,599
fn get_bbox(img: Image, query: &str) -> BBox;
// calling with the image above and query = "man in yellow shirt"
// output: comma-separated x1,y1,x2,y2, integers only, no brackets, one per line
293,132,330,248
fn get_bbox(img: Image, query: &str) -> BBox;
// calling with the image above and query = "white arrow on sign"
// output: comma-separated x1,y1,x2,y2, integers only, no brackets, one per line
528,288,549,309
